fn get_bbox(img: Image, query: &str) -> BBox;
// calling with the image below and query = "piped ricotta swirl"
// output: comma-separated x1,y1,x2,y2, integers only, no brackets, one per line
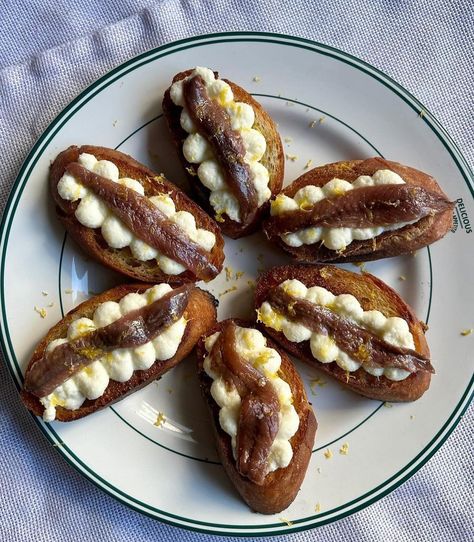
170,67,271,223
57,153,216,275
257,279,414,381
270,169,413,250
203,325,299,473
40,284,187,422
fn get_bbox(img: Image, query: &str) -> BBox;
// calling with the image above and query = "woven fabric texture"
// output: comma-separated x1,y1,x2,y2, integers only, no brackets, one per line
0,1,472,541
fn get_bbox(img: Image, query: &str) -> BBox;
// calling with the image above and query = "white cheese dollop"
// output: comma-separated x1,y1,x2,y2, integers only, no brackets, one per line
170,67,271,223
257,279,413,381
57,153,216,275
39,284,187,422
203,326,300,475
271,170,414,250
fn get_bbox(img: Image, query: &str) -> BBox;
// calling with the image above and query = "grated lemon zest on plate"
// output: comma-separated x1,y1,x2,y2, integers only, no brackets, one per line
339,443,349,455
154,412,166,428
219,286,237,298
353,262,367,272
34,306,47,319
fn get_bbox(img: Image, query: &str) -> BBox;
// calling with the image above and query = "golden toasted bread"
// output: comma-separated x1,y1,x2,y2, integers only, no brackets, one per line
263,158,453,262
196,319,317,514
21,283,217,421
255,265,432,402
51,145,225,283
162,69,284,238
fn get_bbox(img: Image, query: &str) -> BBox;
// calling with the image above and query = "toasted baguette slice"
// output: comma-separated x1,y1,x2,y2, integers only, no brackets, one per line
263,158,453,262
21,283,217,421
255,265,432,402
51,145,225,283
162,69,284,238
196,319,317,514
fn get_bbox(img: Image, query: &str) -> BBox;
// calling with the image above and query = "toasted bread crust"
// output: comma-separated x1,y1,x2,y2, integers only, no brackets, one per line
50,145,225,283
162,70,284,238
263,158,453,262
255,265,432,402
21,284,217,421
196,319,317,514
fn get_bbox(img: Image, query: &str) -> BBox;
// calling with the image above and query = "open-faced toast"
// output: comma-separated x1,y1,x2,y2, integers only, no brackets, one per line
255,265,433,402
264,158,453,263
162,68,284,238
21,283,217,421
196,319,317,514
51,145,225,283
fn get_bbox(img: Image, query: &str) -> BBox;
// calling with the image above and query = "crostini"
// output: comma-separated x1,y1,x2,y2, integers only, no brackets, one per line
264,158,453,262
22,283,217,421
255,265,434,402
50,145,225,283
196,319,317,514
162,67,284,238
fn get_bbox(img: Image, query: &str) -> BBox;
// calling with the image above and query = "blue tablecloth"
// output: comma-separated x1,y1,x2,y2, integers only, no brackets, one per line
0,2,472,541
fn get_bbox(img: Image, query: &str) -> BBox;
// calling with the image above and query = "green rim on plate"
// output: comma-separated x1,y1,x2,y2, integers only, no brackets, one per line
0,32,472,536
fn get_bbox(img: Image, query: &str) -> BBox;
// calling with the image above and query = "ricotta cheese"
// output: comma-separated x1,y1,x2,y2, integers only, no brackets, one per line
40,284,187,422
257,279,413,381
170,67,271,223
57,153,216,275
270,169,413,250
203,325,299,474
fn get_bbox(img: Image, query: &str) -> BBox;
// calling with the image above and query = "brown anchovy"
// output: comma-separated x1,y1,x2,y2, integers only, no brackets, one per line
183,75,258,226
266,287,434,374
66,163,218,281
210,322,280,485
266,184,454,237
25,285,191,398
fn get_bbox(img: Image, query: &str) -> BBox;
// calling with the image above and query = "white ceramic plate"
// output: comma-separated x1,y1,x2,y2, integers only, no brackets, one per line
1,33,473,536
